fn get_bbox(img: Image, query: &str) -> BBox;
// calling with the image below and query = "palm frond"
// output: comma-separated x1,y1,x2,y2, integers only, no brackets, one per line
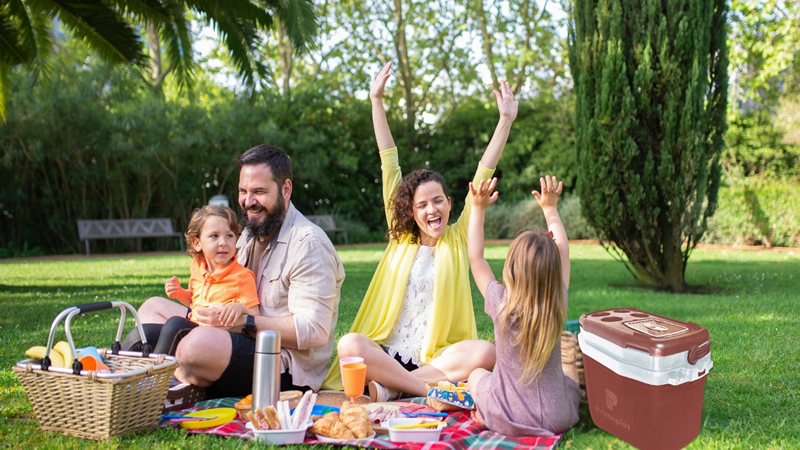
159,1,195,90
262,0,317,52
43,0,146,65
103,0,171,25
190,0,274,30
0,2,31,65
0,64,9,122
195,2,268,89
28,8,54,87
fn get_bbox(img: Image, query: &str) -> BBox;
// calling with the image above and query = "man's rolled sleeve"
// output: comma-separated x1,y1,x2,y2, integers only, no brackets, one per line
287,235,340,350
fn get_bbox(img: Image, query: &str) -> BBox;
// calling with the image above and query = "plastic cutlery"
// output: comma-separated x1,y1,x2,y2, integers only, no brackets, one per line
161,414,217,422
402,411,448,418
392,421,446,429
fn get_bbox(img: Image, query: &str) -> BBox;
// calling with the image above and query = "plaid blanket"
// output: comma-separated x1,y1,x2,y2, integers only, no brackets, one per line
160,397,563,449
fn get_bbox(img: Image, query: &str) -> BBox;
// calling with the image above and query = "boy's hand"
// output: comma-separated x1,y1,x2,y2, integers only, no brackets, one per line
217,303,248,328
532,175,563,211
493,80,518,122
470,178,499,210
164,276,181,299
370,61,392,101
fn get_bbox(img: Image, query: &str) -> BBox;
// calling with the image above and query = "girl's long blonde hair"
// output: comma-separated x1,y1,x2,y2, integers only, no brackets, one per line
498,230,565,384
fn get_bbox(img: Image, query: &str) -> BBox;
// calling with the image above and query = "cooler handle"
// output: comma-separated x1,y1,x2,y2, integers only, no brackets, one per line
687,340,711,365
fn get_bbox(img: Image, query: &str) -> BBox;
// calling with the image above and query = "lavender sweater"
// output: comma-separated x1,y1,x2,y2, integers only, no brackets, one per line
473,279,581,436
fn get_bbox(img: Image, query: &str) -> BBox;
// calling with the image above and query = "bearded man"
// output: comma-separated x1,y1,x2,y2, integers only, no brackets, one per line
125,144,345,399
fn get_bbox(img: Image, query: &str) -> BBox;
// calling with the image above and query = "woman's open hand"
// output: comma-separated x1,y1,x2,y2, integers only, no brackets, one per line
370,61,392,102
493,80,518,122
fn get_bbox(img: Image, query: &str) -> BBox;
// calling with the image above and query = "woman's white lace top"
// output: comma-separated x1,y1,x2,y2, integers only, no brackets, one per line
382,245,436,366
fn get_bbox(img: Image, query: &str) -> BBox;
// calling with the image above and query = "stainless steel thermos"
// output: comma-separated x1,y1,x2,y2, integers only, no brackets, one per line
252,330,281,411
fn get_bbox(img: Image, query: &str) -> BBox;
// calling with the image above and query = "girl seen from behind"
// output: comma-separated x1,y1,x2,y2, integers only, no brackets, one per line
467,176,581,436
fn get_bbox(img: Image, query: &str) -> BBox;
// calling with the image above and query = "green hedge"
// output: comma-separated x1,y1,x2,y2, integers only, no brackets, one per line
483,194,597,240
482,179,799,249
705,179,800,247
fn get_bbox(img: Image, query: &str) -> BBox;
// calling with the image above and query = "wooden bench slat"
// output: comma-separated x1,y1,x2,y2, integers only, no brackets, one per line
76,219,185,255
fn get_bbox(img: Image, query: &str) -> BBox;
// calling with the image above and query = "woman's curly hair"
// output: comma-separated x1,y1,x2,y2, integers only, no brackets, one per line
387,169,449,244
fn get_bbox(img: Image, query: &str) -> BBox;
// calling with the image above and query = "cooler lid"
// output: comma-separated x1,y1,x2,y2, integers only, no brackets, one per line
578,308,709,359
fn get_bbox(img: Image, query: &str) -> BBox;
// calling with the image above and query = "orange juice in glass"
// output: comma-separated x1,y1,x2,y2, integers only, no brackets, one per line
341,362,367,404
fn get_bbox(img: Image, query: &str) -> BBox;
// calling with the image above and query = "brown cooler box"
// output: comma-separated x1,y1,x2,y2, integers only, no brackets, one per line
578,308,712,450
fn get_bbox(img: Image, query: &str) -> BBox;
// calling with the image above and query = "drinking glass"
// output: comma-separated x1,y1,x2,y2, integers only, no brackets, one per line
341,362,367,404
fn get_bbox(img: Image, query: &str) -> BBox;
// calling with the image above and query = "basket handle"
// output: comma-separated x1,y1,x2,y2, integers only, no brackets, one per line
42,301,151,374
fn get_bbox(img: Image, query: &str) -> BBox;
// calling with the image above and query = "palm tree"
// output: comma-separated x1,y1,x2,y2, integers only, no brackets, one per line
0,0,317,120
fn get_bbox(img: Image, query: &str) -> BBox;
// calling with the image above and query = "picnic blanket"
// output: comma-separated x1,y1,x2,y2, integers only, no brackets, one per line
160,397,563,449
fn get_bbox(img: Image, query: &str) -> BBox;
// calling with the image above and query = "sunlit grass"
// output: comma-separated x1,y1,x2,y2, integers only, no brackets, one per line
1,243,798,448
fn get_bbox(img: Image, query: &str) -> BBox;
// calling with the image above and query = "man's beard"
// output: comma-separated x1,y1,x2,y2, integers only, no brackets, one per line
242,195,286,240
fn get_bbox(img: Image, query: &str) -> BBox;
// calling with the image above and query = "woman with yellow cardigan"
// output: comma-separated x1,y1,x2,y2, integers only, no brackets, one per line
322,61,518,401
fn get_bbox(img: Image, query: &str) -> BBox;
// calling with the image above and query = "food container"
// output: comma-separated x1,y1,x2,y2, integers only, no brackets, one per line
579,308,713,450
235,390,303,422
384,418,445,443
246,421,312,445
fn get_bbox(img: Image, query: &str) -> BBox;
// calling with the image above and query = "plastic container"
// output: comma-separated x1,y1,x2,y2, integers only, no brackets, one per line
246,421,311,445
579,308,713,450
384,418,445,442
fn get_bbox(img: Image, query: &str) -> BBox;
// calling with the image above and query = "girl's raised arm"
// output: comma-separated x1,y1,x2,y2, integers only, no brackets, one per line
532,175,570,288
370,62,396,152
468,178,499,296
479,81,518,170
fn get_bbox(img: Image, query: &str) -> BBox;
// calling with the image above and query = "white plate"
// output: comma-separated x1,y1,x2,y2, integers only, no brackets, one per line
315,431,376,443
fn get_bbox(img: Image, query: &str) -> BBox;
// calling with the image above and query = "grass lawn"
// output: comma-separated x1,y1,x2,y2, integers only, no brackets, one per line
1,242,798,448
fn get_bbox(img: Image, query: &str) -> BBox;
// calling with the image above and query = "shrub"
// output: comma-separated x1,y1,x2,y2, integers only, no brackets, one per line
705,179,800,247
483,194,596,240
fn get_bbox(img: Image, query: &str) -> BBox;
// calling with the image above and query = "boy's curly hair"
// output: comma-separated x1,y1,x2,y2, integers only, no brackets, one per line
185,205,242,259
387,169,449,244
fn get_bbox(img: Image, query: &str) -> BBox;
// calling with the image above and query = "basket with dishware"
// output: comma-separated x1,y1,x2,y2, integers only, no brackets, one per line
13,301,178,440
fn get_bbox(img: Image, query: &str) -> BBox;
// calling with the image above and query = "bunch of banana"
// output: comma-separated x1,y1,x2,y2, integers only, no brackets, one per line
25,341,76,369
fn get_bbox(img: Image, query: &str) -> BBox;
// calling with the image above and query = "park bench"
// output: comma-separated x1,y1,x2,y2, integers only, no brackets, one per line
305,215,348,245
76,218,185,256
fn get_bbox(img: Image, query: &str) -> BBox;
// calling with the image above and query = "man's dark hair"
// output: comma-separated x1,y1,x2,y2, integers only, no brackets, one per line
238,144,293,187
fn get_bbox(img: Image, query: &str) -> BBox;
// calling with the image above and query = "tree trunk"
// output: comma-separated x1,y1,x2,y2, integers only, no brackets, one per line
475,0,499,92
146,21,165,96
278,25,293,101
392,0,416,132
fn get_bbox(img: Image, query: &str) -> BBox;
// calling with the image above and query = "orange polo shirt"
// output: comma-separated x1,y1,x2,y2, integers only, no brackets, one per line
187,257,259,323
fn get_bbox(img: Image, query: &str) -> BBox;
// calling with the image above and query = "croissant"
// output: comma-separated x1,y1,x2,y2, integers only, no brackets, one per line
339,403,373,438
310,414,356,440
341,415,373,438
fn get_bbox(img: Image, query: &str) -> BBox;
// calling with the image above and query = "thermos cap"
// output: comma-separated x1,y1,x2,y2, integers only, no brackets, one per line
255,330,280,353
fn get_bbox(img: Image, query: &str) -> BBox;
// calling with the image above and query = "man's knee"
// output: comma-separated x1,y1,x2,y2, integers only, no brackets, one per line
175,327,223,366
337,333,370,357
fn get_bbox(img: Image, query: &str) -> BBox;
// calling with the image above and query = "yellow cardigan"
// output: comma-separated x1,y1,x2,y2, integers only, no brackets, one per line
322,148,494,390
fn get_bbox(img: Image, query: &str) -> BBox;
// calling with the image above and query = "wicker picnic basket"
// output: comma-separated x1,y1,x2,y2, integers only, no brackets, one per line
13,302,178,440
561,330,587,402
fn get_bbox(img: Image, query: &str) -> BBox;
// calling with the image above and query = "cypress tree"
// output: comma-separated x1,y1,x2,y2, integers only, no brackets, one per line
568,0,728,292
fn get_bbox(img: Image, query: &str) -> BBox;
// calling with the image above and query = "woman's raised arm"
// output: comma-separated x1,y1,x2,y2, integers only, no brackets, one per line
371,62,396,152
479,80,518,170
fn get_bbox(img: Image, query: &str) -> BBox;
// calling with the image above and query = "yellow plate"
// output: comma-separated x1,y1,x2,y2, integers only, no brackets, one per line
179,407,236,429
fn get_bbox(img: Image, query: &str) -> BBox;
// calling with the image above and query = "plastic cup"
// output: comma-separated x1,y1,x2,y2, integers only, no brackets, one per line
339,356,364,371
77,346,105,364
80,355,110,372
341,363,367,404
